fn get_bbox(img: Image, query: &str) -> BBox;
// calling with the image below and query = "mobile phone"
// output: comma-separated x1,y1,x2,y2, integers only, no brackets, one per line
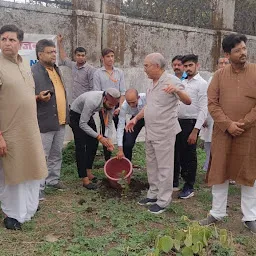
43,90,54,96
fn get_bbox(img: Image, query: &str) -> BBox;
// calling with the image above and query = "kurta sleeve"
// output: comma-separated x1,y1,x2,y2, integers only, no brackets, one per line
208,71,233,132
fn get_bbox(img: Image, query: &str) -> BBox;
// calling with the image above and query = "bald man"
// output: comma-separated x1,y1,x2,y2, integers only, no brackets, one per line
116,89,146,160
126,53,191,214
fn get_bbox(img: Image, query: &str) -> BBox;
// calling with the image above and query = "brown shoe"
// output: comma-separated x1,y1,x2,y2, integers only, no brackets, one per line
199,214,219,226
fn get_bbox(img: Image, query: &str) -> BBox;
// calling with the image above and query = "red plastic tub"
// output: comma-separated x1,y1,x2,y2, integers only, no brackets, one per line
104,157,133,189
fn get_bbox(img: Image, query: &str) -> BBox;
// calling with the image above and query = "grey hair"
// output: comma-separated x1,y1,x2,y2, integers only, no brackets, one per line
36,39,55,60
146,53,167,69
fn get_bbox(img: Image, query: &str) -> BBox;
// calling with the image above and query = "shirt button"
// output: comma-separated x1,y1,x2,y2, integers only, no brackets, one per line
53,105,56,107
54,114,57,116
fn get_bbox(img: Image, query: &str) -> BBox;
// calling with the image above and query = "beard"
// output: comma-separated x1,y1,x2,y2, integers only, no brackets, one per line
103,102,113,110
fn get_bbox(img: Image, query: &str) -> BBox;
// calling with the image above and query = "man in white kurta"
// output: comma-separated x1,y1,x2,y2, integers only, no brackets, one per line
126,53,191,214
0,25,47,230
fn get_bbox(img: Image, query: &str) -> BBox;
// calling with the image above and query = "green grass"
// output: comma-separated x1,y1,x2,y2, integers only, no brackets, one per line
0,141,255,256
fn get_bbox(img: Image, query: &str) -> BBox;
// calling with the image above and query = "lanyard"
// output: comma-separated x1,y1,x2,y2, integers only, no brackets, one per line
106,70,118,83
101,109,109,126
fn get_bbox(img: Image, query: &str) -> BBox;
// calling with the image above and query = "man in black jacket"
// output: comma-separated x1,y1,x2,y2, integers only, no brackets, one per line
32,39,69,200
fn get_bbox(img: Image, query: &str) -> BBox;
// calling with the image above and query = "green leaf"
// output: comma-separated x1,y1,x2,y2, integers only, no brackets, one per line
184,234,193,247
192,232,202,244
181,215,189,222
220,229,228,236
159,236,173,253
176,230,185,241
173,239,181,251
181,246,194,256
202,231,208,246
220,234,228,247
154,248,160,256
155,235,160,249
198,241,203,251
192,242,199,254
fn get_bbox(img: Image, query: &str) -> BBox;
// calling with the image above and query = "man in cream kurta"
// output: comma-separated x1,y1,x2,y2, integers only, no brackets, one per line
126,53,191,214
0,25,47,230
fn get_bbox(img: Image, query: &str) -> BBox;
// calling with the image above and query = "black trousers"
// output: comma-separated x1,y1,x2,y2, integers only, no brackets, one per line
99,109,119,161
173,119,198,190
69,110,98,178
123,118,145,161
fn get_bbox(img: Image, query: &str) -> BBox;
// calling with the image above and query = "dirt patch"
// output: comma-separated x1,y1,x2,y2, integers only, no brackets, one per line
98,178,149,199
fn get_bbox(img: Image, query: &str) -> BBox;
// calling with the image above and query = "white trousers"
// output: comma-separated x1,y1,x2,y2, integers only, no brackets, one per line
210,180,256,222
146,138,175,208
40,125,65,190
0,159,40,223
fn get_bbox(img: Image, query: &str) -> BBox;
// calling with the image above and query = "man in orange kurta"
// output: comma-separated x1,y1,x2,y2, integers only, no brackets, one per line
200,34,256,233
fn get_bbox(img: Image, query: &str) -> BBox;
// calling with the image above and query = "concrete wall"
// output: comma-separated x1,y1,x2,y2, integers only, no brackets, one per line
1,0,256,142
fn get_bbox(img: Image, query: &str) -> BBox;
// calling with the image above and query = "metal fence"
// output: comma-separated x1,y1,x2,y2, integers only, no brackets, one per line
3,0,72,9
121,0,213,30
234,0,256,36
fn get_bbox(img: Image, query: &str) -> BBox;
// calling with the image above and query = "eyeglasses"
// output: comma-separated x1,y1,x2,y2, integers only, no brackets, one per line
144,64,153,69
42,50,57,55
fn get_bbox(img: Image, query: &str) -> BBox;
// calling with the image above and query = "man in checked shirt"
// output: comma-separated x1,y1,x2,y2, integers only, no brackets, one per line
57,34,96,103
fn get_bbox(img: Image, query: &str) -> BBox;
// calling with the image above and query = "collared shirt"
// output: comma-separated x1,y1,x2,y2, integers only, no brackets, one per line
178,73,208,130
93,66,125,95
46,67,66,125
70,91,113,138
117,93,146,146
60,58,96,102
144,71,184,141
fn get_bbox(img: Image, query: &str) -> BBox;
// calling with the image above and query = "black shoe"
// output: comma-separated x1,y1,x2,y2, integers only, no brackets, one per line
3,217,21,230
137,198,157,206
83,183,97,190
148,204,166,214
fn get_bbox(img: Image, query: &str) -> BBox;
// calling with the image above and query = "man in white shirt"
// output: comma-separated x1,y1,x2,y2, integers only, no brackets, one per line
200,57,229,171
116,89,146,161
174,54,208,199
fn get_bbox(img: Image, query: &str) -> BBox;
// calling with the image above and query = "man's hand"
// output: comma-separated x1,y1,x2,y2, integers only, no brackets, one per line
125,117,137,133
99,137,114,151
113,107,120,116
38,91,51,102
227,122,244,136
57,34,64,44
0,135,7,157
163,84,178,94
187,128,199,145
116,147,124,159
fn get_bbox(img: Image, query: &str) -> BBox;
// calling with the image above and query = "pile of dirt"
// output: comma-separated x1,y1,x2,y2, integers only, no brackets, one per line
98,178,149,199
